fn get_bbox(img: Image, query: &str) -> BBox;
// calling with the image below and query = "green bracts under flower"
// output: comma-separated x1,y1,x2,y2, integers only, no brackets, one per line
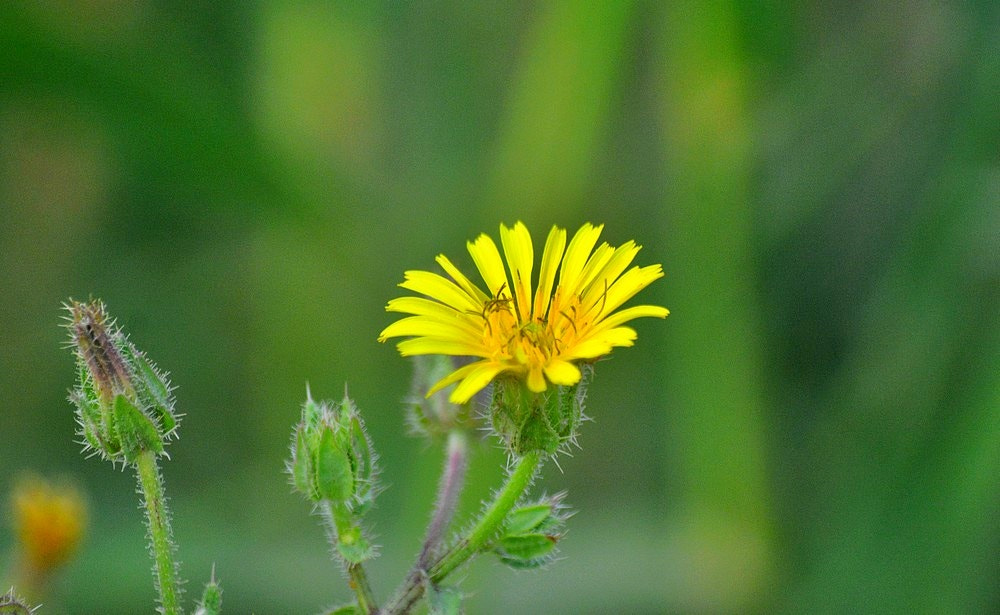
490,363,592,456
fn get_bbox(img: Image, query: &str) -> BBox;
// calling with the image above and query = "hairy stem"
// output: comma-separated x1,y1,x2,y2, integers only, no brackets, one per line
430,450,540,580
419,430,470,567
386,450,542,614
135,449,182,615
320,501,378,614
383,430,470,613
348,561,377,615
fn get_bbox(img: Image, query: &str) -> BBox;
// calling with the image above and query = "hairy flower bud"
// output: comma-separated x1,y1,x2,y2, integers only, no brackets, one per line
289,389,380,564
406,356,473,437
193,568,223,615
289,390,379,510
65,300,178,463
0,588,34,615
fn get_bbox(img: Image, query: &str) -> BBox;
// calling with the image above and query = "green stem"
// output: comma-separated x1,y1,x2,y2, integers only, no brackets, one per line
347,561,376,615
384,450,542,614
135,449,182,615
430,450,541,580
321,501,378,614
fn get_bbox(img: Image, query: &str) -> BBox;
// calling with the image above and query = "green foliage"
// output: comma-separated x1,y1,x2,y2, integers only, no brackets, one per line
504,503,555,536
426,584,462,615
113,394,164,461
120,343,178,436
316,425,354,502
2,2,997,612
494,495,568,570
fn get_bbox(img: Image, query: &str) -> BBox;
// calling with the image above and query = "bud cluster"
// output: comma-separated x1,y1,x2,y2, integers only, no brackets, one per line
65,300,178,463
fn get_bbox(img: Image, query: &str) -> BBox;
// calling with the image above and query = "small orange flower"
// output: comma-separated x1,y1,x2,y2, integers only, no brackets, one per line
379,222,668,403
12,475,87,573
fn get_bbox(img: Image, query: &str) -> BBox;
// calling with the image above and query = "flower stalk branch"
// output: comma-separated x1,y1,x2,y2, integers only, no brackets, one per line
430,450,541,581
383,429,470,614
419,430,470,568
54,221,667,614
385,450,542,614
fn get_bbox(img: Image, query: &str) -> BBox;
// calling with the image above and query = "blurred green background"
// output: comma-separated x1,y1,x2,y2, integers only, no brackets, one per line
1,2,997,613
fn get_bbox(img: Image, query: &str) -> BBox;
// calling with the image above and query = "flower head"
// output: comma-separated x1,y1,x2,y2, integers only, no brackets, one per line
12,475,87,574
379,222,668,403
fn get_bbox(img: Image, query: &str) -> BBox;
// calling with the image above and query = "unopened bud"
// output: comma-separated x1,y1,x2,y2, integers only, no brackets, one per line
194,567,222,615
289,389,380,564
65,300,178,463
288,389,379,509
406,356,472,437
0,588,33,615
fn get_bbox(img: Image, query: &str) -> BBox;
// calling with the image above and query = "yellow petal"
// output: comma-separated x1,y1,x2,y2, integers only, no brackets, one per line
592,264,665,319
526,367,547,392
467,233,509,296
378,316,480,343
533,225,567,320
397,338,485,357
580,241,640,309
570,242,613,298
449,362,507,403
500,221,534,321
591,304,670,332
568,326,638,359
436,254,489,303
386,296,462,318
426,361,484,397
543,359,581,386
401,271,479,312
559,223,603,295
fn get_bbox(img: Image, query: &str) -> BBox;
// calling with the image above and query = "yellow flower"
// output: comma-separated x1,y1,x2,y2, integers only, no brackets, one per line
12,475,87,573
379,222,669,403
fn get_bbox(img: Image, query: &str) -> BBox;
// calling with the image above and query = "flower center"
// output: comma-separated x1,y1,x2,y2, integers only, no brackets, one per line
482,301,560,369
